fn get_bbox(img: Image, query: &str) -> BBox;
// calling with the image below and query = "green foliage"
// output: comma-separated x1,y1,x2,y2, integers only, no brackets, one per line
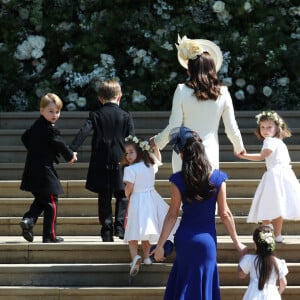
0,0,299,111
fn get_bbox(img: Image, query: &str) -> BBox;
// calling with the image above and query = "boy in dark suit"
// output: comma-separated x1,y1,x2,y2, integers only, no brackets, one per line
70,80,135,242
20,93,77,243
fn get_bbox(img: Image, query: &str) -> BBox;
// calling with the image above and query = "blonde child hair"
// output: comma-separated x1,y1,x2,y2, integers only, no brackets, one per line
40,93,63,110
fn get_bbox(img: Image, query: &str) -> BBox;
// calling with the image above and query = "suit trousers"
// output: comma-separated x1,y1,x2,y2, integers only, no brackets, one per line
23,192,58,240
98,189,128,235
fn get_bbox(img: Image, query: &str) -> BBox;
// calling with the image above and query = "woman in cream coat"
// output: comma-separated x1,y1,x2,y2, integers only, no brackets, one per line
150,35,245,171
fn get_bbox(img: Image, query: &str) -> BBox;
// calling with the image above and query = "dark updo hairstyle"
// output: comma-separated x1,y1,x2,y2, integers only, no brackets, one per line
253,225,279,290
186,52,221,101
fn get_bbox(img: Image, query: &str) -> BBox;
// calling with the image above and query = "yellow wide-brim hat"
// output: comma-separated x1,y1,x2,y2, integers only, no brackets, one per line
176,35,223,72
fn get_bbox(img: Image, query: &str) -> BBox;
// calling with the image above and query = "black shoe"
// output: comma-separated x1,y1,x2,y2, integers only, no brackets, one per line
20,219,34,242
43,236,64,243
22,229,34,242
114,226,124,240
101,231,114,242
20,218,34,230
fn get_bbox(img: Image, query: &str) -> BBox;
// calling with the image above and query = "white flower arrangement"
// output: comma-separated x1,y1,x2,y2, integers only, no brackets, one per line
259,231,275,252
176,35,204,61
125,135,151,152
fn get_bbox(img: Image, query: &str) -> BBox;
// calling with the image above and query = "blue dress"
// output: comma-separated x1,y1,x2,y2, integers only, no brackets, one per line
164,169,228,300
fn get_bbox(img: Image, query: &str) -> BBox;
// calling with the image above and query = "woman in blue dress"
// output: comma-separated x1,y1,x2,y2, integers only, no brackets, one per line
152,127,247,300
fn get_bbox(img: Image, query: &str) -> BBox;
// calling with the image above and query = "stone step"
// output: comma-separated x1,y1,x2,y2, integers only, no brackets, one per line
0,197,253,217
0,286,298,300
1,236,299,264
2,144,300,163
0,262,299,287
1,216,299,236
1,161,300,180
1,111,299,130
0,178,287,198
2,127,300,146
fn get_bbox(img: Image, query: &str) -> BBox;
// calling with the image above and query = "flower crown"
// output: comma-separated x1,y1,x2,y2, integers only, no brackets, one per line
125,135,151,152
255,110,284,127
176,35,204,61
258,231,275,252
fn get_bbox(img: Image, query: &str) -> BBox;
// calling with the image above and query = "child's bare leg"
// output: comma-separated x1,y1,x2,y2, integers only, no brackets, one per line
262,220,273,229
141,240,151,259
272,217,283,237
128,240,139,260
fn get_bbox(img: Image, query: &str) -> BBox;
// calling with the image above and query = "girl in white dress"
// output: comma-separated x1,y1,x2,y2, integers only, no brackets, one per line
122,135,175,277
237,111,300,242
238,225,288,300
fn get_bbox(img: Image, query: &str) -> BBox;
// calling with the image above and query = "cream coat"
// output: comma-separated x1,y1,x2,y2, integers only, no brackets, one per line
154,84,244,171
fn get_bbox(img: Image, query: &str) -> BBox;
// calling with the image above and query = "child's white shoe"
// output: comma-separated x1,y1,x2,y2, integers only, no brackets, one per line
143,257,152,265
129,255,142,277
275,235,284,243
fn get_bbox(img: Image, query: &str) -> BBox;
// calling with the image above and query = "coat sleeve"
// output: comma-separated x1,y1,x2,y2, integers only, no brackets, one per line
127,112,135,136
221,87,245,154
50,127,74,162
154,84,183,149
69,112,94,151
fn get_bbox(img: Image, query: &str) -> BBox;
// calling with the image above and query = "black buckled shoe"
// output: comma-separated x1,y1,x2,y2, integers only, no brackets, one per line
43,236,64,243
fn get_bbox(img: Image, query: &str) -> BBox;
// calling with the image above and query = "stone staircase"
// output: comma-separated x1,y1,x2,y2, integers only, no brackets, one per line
0,111,299,300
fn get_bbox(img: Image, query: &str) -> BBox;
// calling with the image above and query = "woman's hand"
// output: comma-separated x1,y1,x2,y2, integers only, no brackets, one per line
150,245,165,262
237,243,248,258
149,136,157,148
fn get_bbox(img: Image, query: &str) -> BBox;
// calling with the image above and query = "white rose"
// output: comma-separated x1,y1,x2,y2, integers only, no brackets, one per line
244,2,252,13
136,49,147,58
222,77,233,86
277,77,290,87
235,89,245,101
246,84,256,95
263,86,272,97
66,103,77,111
14,40,32,60
235,78,246,88
212,1,225,13
31,48,43,59
27,35,46,50
67,92,78,102
76,97,86,108
132,90,147,103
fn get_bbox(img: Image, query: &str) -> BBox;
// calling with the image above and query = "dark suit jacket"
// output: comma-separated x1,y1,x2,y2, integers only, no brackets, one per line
20,116,74,194
70,102,135,193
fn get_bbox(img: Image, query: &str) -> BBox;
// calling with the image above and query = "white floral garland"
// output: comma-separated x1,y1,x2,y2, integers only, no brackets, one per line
255,110,284,127
125,135,151,152
259,231,275,252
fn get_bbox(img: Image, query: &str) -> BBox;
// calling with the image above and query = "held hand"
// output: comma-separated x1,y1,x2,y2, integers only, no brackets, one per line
149,136,157,149
68,152,78,164
150,245,165,262
238,243,248,259
234,149,246,159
